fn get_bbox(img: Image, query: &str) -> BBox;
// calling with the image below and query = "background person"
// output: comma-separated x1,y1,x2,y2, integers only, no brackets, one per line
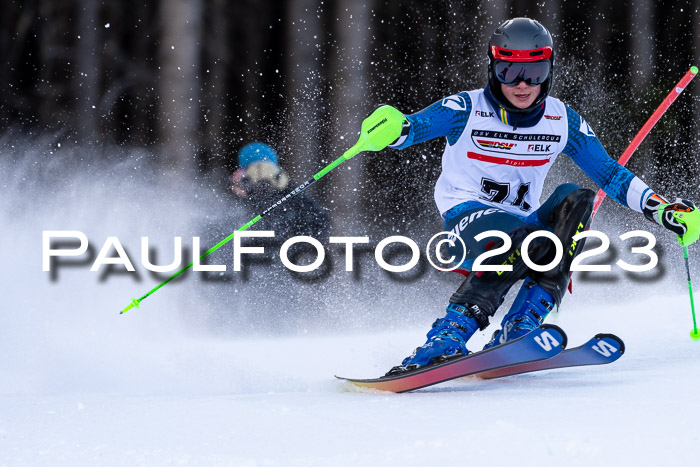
231,142,331,242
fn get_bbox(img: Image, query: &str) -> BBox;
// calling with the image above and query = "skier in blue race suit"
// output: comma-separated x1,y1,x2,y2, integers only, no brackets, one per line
356,18,700,375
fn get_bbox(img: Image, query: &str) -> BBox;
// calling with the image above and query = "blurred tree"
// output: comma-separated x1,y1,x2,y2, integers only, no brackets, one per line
284,0,325,182
329,0,375,232
158,0,203,179
628,0,655,90
37,0,73,131
75,0,100,144
237,1,269,140
200,0,230,169
98,1,159,147
1,1,36,124
0,0,698,210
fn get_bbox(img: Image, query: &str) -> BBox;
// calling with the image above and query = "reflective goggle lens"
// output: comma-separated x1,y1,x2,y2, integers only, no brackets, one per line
494,60,550,86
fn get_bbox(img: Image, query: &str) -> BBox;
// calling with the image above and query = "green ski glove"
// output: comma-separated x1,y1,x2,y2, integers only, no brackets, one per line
343,105,407,160
645,196,700,246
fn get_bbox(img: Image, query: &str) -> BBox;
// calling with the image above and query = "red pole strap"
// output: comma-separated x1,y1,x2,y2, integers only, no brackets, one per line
592,66,698,217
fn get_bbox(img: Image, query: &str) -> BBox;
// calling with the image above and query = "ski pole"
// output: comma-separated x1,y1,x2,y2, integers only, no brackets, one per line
120,105,405,314
589,66,698,339
592,66,698,217
681,245,700,340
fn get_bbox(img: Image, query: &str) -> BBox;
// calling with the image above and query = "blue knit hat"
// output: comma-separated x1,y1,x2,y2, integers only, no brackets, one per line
238,142,279,169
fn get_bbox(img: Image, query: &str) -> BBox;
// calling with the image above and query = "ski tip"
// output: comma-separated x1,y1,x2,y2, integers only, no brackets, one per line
593,333,626,354
336,375,381,384
335,374,388,384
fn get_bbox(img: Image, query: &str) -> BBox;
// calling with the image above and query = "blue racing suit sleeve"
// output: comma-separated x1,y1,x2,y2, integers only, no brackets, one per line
391,92,472,149
562,106,641,209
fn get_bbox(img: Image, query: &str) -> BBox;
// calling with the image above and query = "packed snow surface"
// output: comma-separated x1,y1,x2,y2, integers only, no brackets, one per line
2,150,699,466
3,291,700,466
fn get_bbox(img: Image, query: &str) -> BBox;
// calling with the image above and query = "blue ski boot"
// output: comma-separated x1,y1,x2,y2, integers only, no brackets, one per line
386,303,482,375
483,277,555,350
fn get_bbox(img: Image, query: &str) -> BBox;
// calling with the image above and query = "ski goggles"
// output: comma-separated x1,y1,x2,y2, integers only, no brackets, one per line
493,60,550,87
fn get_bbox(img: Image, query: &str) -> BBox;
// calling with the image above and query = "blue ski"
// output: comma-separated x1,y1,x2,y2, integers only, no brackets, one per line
474,333,625,379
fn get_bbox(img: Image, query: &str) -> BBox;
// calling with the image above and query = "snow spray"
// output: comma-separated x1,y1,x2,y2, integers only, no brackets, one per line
591,66,698,339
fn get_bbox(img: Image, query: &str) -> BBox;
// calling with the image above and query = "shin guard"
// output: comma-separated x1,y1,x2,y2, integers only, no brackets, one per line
534,188,595,304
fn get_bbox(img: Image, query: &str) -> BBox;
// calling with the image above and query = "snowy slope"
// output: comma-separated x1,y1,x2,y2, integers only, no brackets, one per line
2,148,700,466
3,292,700,466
